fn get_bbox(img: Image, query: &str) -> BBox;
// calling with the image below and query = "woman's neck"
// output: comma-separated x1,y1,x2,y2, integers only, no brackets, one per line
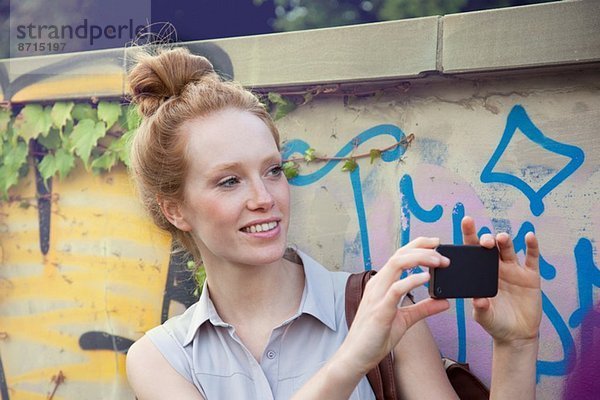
202,254,305,327
201,254,305,360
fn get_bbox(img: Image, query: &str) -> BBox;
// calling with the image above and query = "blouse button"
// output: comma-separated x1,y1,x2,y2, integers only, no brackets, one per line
266,350,276,359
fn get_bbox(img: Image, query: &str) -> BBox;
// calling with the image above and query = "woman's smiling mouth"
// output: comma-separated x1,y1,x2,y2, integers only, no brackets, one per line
241,221,279,233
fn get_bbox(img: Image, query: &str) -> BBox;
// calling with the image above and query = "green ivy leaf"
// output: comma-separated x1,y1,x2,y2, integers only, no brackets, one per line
268,92,296,120
0,108,11,138
369,149,381,164
13,104,52,141
341,158,358,173
51,102,74,129
0,140,28,196
91,150,118,173
303,147,316,163
3,140,28,169
186,260,206,297
38,153,56,181
71,104,97,122
267,92,284,104
282,161,299,180
0,165,19,196
125,105,141,130
70,119,107,168
38,148,75,181
37,128,62,150
54,148,76,179
109,129,134,166
97,101,122,129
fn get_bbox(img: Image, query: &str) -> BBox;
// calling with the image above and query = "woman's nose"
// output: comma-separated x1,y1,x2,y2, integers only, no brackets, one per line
247,180,275,210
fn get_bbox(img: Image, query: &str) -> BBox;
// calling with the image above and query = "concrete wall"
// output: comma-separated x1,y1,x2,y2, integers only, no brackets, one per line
0,1,598,399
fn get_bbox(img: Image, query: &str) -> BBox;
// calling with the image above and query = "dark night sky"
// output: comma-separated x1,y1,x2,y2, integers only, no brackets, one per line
150,0,277,41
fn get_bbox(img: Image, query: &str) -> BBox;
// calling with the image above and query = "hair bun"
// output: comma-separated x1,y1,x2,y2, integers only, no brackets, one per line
128,47,218,117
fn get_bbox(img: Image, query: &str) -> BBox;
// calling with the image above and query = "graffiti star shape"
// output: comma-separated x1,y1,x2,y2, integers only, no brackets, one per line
481,105,584,216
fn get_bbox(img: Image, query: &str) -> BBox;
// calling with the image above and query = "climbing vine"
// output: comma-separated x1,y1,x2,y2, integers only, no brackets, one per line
261,88,414,180
0,89,413,201
0,100,139,200
280,135,414,180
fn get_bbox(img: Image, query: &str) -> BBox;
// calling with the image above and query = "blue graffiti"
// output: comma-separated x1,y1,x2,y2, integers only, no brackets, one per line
282,124,406,187
399,190,585,379
513,222,556,280
452,203,467,363
284,104,597,381
538,291,576,378
480,105,585,216
283,124,408,270
511,222,575,378
349,167,372,269
569,239,600,329
399,174,443,246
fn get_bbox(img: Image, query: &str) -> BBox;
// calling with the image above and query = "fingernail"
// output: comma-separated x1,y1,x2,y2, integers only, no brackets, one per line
441,256,450,266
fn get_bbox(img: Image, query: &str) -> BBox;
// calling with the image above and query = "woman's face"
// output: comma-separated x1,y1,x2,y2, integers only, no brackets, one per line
172,108,290,268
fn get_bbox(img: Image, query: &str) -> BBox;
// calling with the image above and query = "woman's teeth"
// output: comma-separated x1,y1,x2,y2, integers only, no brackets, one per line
243,221,278,233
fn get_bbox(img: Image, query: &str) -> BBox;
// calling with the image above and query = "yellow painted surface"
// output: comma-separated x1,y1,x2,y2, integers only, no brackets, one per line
11,74,125,103
0,165,171,399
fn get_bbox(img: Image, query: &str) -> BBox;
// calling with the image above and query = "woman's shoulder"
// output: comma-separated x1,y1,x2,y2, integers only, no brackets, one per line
137,302,203,385
126,335,204,399
146,300,202,348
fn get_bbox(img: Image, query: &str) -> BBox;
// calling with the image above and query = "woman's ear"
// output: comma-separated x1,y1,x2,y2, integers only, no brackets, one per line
159,197,192,232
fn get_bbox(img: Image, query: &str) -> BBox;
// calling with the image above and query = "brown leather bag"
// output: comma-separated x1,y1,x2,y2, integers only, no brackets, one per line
345,270,490,400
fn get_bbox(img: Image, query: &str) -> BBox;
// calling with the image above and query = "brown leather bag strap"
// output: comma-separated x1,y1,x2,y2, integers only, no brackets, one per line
345,271,398,400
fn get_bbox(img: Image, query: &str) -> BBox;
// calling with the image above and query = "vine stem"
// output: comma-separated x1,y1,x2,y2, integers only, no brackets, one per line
283,133,414,163
105,130,125,139
256,82,411,99
47,370,65,400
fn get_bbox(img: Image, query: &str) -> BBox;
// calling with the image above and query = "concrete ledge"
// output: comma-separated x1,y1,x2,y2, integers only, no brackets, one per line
442,0,600,73
214,17,439,88
0,0,598,102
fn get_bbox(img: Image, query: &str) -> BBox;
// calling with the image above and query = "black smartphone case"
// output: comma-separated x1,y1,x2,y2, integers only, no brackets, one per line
429,245,499,299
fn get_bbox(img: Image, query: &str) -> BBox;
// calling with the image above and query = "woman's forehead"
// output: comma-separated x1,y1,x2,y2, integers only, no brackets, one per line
182,109,280,171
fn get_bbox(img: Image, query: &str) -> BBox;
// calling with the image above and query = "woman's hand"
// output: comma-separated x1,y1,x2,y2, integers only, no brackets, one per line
462,216,542,344
338,237,451,375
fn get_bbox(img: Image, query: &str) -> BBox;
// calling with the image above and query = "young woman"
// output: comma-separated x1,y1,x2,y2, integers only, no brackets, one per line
125,47,542,400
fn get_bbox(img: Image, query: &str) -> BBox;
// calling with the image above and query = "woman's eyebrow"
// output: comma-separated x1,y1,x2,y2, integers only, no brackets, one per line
209,154,282,174
209,162,242,174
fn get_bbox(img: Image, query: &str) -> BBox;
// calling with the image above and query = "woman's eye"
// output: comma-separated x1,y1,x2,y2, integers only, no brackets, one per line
218,177,239,187
269,165,283,177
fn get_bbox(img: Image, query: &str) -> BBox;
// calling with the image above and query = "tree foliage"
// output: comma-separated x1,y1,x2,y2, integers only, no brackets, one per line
255,0,557,32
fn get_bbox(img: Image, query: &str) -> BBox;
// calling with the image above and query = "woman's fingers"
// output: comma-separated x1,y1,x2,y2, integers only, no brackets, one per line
398,297,450,329
461,216,479,245
496,232,520,264
472,297,493,327
376,249,449,288
479,233,496,249
400,236,441,250
524,232,540,272
462,217,496,249
472,297,491,312
381,273,450,330
381,272,430,311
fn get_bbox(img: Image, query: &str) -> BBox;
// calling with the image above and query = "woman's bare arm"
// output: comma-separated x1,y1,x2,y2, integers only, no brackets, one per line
291,237,451,399
393,309,459,399
126,335,205,400
463,217,541,400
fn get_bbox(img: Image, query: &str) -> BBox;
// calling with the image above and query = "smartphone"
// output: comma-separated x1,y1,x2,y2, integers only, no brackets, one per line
429,245,499,299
